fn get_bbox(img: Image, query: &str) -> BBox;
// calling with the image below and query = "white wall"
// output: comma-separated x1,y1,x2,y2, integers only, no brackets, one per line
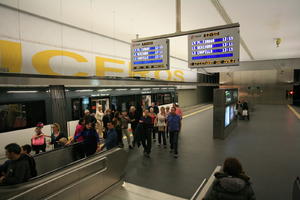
0,125,53,158
0,4,197,82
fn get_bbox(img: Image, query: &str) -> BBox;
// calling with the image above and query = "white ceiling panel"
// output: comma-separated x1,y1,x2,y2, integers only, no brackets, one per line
92,0,175,42
61,0,93,30
19,0,61,22
220,0,300,60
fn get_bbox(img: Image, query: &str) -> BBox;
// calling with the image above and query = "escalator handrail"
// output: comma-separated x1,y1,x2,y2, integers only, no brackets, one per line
43,162,108,200
7,156,108,200
0,148,121,191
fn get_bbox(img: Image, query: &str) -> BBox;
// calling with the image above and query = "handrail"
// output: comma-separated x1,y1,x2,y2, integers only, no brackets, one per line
196,165,222,200
190,179,207,200
7,156,108,200
0,148,120,191
43,160,108,200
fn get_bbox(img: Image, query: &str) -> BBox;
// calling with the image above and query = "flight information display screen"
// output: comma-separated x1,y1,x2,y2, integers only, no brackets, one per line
131,39,169,71
188,27,239,68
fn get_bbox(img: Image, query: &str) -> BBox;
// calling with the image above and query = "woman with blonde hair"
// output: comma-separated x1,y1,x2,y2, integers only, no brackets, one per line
156,106,167,147
50,123,65,149
95,105,104,137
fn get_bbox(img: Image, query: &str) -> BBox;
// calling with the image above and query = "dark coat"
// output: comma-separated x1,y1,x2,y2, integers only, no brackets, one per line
205,172,256,200
50,132,65,149
1,154,31,185
135,116,152,147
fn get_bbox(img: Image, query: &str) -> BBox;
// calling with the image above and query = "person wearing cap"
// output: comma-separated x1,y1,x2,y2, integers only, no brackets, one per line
31,122,50,154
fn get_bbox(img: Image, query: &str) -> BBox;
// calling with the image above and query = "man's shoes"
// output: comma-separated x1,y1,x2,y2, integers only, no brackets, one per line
174,154,178,158
129,145,133,149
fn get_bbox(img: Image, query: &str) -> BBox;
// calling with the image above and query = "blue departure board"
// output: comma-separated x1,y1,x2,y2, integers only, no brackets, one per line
188,27,239,68
131,39,169,71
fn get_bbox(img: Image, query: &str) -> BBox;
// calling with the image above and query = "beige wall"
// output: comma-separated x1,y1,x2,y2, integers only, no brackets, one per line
220,69,293,105
177,87,216,107
177,89,198,108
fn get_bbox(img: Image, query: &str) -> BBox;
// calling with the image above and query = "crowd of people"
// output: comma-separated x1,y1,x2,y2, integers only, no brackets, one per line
0,101,255,200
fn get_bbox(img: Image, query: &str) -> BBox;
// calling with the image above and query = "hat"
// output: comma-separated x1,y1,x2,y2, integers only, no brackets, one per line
36,122,44,128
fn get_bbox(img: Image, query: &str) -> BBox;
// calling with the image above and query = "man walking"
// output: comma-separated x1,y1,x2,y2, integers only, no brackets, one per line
167,107,181,158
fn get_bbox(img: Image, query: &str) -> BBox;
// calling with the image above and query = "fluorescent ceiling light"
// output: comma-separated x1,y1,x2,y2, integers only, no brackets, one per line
7,90,38,93
116,88,128,91
130,88,141,91
97,89,112,92
75,89,93,92
142,88,151,90
152,88,160,90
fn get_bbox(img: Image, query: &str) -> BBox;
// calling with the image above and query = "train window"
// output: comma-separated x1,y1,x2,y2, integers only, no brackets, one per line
163,93,172,104
0,101,46,133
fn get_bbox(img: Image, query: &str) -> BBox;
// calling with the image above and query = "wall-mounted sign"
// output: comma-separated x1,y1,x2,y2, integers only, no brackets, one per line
188,27,239,68
131,39,169,71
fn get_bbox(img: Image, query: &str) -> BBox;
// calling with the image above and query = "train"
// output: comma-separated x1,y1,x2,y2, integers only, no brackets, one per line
0,86,177,134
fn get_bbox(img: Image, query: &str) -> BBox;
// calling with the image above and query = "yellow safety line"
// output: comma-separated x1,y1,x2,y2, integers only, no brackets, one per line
182,105,213,119
287,104,300,120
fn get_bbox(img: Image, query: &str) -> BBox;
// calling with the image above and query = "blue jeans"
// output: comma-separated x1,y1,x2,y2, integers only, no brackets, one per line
169,131,179,154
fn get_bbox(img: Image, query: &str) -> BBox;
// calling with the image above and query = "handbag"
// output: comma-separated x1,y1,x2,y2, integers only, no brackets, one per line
32,135,45,146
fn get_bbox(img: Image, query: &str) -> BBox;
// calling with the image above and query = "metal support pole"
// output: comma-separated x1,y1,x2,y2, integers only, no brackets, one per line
176,0,181,33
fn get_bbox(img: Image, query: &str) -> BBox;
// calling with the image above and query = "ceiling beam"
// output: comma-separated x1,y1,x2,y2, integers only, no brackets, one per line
211,0,255,60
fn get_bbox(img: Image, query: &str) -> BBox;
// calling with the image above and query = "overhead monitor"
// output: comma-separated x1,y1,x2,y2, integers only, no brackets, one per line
131,39,169,71
188,26,240,68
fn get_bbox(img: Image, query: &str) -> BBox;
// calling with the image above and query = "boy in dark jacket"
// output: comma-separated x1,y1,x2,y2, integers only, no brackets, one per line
205,157,255,200
21,144,37,177
0,143,31,185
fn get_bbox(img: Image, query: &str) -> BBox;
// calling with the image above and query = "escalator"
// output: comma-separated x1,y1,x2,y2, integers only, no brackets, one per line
0,145,128,200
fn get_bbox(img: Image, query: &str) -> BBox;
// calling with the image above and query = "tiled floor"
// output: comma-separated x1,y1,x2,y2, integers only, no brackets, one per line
123,105,300,200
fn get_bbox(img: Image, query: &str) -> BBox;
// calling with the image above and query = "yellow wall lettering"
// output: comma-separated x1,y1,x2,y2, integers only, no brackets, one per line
0,40,22,72
95,57,124,76
173,70,184,81
32,50,88,76
154,70,172,81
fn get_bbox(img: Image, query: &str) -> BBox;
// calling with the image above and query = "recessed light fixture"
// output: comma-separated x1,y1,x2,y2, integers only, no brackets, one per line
7,90,38,93
75,89,93,92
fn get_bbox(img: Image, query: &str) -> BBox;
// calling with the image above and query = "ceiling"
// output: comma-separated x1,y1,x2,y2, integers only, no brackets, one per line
1,0,300,72
90,0,300,63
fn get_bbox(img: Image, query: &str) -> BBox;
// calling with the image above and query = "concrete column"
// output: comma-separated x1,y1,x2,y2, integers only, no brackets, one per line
49,85,68,137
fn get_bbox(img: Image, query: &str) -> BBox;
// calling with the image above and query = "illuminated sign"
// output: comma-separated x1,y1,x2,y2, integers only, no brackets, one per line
131,39,169,71
188,27,239,68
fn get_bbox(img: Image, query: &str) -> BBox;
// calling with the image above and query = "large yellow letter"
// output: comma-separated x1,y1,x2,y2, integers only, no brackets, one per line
95,57,124,77
0,40,22,72
154,70,172,81
128,62,149,77
173,70,184,81
32,50,88,76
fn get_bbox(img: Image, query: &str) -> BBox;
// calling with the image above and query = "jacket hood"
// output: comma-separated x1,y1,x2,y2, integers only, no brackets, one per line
215,172,249,193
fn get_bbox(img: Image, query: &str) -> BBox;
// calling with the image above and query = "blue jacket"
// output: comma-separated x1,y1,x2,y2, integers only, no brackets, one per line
105,128,118,150
167,114,181,132
74,129,99,146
